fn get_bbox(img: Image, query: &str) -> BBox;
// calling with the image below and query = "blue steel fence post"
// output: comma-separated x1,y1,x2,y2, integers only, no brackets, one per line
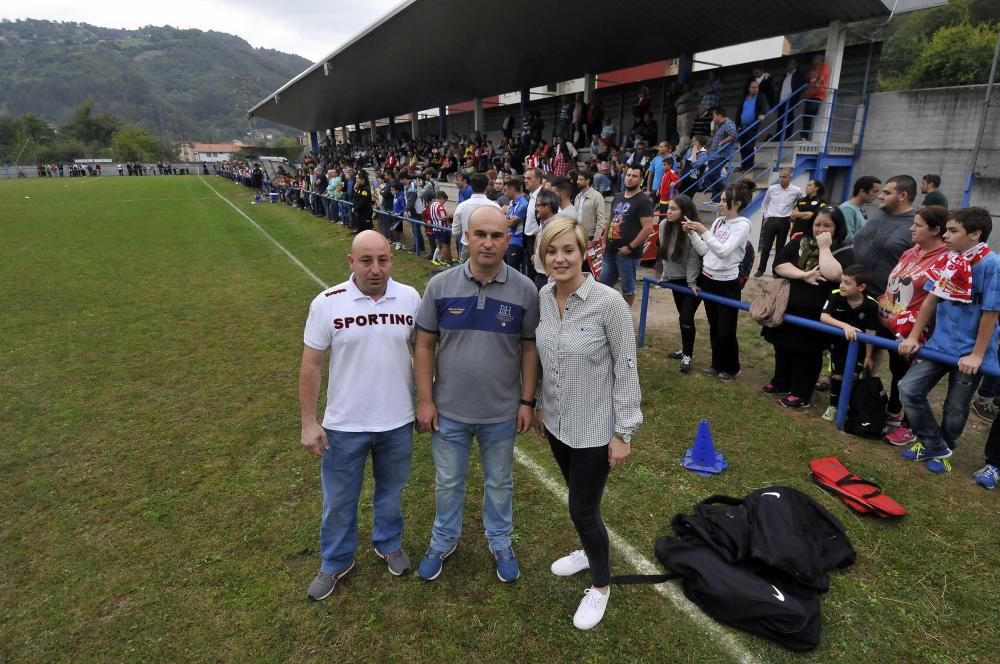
638,276,653,348
834,340,859,431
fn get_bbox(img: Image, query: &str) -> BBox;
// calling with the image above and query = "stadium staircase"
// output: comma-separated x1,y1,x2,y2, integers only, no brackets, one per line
688,84,870,220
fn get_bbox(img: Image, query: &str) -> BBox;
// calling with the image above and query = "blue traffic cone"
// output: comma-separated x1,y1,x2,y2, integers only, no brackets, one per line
681,419,728,476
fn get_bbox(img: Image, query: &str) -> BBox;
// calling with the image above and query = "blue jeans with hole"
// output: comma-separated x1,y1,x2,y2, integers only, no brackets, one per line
899,359,982,454
428,415,516,553
599,253,641,296
320,422,413,574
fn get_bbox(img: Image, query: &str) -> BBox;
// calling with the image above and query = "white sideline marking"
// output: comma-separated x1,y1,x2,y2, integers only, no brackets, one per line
513,449,757,664
202,177,757,664
199,177,327,288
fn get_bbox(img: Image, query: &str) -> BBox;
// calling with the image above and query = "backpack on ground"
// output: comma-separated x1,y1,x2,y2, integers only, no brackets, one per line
611,487,855,652
844,371,887,439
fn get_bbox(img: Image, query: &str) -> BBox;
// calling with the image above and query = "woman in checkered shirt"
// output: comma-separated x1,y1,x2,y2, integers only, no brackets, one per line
532,217,643,631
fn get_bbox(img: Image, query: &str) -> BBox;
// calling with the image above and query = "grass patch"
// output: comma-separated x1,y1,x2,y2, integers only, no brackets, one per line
1,175,996,663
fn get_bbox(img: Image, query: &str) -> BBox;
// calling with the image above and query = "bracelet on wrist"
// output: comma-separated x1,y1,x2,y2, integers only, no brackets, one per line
520,398,536,408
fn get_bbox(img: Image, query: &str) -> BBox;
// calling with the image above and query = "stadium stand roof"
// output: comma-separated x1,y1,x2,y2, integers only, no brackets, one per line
248,0,893,132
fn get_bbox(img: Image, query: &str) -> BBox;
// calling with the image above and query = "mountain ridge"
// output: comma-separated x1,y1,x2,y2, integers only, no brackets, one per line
0,18,312,141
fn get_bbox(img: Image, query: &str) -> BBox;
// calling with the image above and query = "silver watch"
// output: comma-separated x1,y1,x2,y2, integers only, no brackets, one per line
614,432,632,444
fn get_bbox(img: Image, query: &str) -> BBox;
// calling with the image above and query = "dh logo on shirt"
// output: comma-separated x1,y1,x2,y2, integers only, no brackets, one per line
497,304,513,327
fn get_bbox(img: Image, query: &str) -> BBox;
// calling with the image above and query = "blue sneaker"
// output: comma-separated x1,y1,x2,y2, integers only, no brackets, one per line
416,543,457,581
926,458,952,474
902,442,952,462
491,546,521,582
974,464,999,490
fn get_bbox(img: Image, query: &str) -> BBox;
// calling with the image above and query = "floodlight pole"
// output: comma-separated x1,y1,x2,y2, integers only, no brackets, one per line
962,25,1000,207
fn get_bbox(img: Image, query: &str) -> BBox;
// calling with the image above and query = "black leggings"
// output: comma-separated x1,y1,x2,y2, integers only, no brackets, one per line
771,345,825,403
547,431,611,587
669,279,701,357
697,275,743,374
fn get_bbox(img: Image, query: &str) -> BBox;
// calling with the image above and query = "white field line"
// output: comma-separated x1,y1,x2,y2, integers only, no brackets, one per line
202,175,757,664
513,449,758,664
199,177,327,288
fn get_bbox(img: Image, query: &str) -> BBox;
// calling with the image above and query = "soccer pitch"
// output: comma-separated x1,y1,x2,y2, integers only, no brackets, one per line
1,175,995,663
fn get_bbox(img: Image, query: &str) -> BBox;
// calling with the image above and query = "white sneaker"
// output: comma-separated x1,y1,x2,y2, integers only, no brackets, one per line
551,550,590,576
573,587,609,630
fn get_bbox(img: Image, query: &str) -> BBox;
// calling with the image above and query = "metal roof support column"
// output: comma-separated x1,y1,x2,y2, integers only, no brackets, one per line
388,115,396,140
474,97,485,135
583,73,595,103
438,105,447,139
520,87,530,145
309,131,319,153
816,19,847,146
411,112,419,140
678,52,693,86
341,126,349,144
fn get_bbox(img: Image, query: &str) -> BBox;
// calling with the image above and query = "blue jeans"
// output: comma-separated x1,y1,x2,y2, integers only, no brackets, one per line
320,422,414,574
899,359,982,453
599,252,641,296
410,219,425,254
707,157,730,196
376,211,393,238
429,416,516,553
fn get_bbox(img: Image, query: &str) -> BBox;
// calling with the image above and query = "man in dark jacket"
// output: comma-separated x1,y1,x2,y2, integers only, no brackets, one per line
776,57,808,142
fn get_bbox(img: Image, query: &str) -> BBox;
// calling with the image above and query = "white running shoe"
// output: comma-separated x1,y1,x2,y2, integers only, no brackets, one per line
551,550,590,576
573,587,609,630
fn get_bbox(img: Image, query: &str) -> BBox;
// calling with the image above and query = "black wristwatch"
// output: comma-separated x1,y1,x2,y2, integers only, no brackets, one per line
520,398,536,408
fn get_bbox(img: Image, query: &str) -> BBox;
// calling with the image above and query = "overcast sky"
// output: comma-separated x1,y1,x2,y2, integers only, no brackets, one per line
1,0,403,61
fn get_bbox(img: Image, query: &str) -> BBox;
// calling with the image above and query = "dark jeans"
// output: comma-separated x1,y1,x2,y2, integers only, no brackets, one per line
739,137,756,170
697,274,742,375
900,359,982,453
976,347,1000,400
668,279,701,357
876,324,911,417
547,430,611,588
757,216,791,274
524,235,538,281
771,345,825,404
801,98,821,141
504,245,524,271
985,414,1000,466
774,98,797,141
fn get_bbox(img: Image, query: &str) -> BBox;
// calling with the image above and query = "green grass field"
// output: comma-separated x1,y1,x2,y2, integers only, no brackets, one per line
1,175,996,663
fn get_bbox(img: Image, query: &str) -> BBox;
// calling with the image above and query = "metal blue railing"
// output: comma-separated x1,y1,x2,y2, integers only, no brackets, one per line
229,175,454,236
683,85,867,200
637,276,1000,432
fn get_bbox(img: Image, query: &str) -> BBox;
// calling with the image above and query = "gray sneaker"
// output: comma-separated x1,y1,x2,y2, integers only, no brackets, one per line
375,547,411,576
307,561,355,601
972,397,999,423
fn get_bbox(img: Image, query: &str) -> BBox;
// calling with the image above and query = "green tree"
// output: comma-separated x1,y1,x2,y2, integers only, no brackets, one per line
19,113,57,143
111,125,172,161
61,99,122,146
901,22,999,89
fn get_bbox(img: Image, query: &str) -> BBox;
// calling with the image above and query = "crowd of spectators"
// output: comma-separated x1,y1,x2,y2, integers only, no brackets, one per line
215,62,998,491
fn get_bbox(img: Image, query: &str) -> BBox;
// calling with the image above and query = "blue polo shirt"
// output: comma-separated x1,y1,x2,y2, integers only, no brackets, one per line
923,252,1000,372
649,155,666,192
507,194,528,247
416,262,540,423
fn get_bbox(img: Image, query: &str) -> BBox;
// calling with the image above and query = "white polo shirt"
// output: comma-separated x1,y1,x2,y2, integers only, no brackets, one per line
524,186,542,236
303,276,421,432
451,193,501,240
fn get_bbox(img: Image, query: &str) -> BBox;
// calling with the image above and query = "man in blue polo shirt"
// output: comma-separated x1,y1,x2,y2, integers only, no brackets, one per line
503,177,529,271
414,205,540,583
